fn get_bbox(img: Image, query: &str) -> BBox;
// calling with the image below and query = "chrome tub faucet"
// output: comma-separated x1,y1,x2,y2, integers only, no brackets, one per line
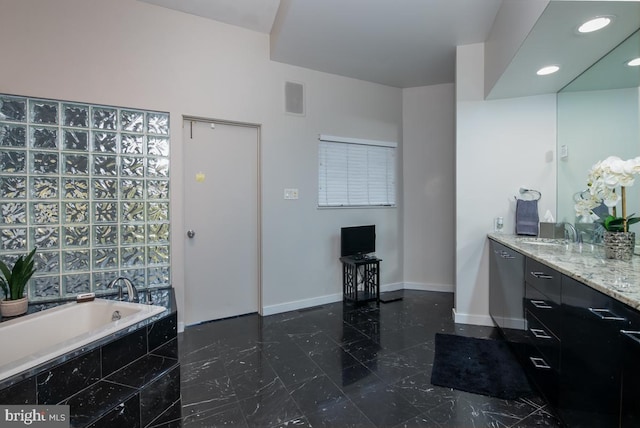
107,277,139,303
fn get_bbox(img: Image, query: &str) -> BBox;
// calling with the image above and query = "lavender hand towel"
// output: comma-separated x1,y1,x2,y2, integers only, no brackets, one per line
516,199,539,236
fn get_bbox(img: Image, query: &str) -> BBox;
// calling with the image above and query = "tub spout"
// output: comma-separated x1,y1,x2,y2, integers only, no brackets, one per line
107,277,139,303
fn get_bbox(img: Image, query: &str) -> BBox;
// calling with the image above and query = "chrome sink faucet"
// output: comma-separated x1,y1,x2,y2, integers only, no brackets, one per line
107,277,139,303
564,223,582,243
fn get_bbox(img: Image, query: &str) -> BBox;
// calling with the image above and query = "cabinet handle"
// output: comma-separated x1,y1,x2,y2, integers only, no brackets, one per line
621,330,640,346
500,251,515,259
530,328,552,339
530,300,552,309
530,357,551,370
588,308,627,322
530,271,554,280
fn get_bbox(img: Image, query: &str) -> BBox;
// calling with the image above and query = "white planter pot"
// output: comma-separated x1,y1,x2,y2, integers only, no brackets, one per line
0,297,28,317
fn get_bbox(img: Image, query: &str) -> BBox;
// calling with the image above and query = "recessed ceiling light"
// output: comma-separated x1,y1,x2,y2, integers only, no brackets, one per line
627,57,640,67
578,16,613,33
537,65,560,76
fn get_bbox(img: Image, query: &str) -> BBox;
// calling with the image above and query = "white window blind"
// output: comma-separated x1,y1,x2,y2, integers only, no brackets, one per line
318,135,396,207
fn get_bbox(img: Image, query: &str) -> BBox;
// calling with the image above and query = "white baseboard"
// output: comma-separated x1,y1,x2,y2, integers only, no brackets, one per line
380,282,404,292
177,322,185,334
403,281,454,293
262,292,343,316
261,282,455,316
451,308,496,326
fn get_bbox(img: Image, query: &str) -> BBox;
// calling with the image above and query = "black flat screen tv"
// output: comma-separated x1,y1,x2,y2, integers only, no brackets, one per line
341,225,375,257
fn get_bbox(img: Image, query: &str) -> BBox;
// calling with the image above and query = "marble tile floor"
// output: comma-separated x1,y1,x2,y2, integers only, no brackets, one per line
178,290,563,428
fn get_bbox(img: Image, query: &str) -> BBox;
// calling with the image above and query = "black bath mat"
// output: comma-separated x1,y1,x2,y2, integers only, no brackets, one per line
430,333,533,400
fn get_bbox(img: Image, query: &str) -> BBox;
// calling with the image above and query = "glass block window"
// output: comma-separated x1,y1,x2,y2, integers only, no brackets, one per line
0,94,170,301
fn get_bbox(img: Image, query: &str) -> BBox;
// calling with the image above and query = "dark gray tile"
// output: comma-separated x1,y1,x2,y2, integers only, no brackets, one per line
512,406,563,427
341,338,384,363
148,312,178,352
0,376,36,404
392,413,441,428
107,354,177,388
393,372,457,410
147,398,183,427
64,380,137,427
364,352,426,384
223,344,272,376
140,365,181,427
229,364,285,401
181,374,236,414
271,417,312,427
269,354,323,387
87,395,140,428
323,362,384,396
178,291,557,428
238,387,303,428
288,375,347,415
102,329,147,376
426,393,542,428
180,354,227,384
37,349,101,404
183,402,248,427
347,384,422,427
308,345,360,372
305,399,375,428
290,331,339,354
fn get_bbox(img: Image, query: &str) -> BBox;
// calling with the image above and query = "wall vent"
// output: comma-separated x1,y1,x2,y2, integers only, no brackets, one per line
284,81,305,116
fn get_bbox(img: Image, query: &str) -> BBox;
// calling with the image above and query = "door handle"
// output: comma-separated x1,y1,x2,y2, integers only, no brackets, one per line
187,230,195,239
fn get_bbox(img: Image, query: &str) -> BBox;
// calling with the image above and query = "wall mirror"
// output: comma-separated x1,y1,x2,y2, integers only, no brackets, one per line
557,28,640,240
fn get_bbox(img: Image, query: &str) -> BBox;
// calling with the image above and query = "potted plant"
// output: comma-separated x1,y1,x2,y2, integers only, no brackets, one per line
0,248,37,317
575,156,640,260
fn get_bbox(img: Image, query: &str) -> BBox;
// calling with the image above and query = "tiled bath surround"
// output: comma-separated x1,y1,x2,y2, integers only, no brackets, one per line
0,289,180,428
0,94,171,302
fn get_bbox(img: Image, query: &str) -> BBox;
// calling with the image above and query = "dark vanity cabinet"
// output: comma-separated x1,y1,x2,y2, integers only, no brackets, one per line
558,276,632,427
488,239,640,427
621,325,640,427
522,257,562,407
489,240,525,339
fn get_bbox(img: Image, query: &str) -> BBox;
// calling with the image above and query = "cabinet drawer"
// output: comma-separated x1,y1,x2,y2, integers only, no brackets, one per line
525,283,561,334
526,310,560,370
522,344,559,406
525,258,561,304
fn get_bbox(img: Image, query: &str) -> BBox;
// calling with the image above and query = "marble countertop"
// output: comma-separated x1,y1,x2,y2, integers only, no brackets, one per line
488,233,640,311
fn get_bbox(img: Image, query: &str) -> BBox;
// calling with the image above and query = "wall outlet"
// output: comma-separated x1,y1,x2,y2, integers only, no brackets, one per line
284,188,299,200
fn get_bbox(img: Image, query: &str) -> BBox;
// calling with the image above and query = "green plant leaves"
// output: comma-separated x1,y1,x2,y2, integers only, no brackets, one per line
0,247,37,301
599,214,640,232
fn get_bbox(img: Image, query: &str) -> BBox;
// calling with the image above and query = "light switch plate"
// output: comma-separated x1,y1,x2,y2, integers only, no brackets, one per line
284,188,299,200
560,144,569,160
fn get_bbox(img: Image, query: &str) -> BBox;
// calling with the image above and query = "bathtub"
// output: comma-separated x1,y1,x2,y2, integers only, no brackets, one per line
0,299,167,382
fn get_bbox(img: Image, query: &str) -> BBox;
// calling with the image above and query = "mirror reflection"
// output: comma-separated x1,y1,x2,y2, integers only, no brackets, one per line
557,29,640,242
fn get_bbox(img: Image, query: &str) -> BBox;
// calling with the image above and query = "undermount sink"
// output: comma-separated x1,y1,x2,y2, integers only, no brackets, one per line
517,238,568,247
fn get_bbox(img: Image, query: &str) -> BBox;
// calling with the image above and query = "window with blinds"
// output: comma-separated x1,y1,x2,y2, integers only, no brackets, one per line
318,135,396,207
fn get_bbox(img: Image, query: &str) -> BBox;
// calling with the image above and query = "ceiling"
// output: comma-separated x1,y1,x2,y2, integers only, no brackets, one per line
138,0,501,88
486,1,640,99
137,0,640,94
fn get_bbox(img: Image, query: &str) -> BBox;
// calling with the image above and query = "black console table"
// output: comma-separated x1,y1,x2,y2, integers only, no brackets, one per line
340,256,381,303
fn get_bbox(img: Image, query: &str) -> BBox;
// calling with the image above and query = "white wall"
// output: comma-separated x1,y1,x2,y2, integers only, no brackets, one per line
0,0,403,325
402,84,455,292
456,43,557,325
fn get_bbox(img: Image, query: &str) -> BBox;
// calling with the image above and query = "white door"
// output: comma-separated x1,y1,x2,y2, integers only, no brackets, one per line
183,119,260,325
